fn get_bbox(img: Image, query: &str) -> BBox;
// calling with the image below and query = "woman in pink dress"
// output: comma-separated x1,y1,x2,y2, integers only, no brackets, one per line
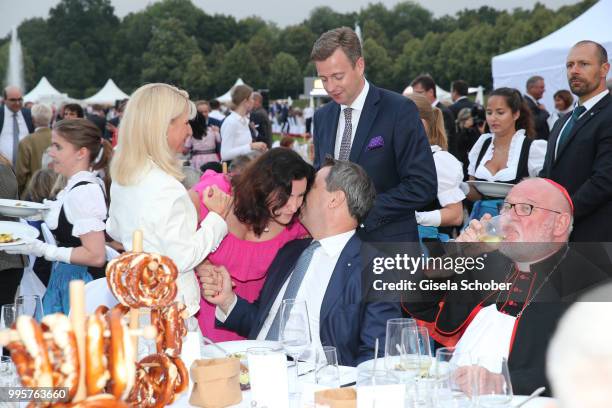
193,148,315,341
184,110,221,171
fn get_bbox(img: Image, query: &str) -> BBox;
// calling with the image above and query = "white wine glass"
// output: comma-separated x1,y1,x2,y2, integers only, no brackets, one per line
279,299,311,398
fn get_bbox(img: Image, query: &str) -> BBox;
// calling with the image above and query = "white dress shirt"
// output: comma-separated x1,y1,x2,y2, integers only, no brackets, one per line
44,171,107,237
218,230,355,359
106,161,228,316
334,81,370,159
220,111,253,161
468,130,547,181
0,106,30,164
554,89,610,157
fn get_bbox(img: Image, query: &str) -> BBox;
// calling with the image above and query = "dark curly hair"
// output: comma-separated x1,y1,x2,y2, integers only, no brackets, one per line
232,148,315,236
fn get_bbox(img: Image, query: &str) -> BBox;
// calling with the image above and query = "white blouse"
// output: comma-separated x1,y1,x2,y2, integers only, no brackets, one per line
44,171,107,237
220,111,253,161
467,130,547,182
106,161,228,316
431,145,466,206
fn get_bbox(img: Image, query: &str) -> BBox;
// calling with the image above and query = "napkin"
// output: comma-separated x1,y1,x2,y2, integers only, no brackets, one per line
315,388,357,408
189,358,242,408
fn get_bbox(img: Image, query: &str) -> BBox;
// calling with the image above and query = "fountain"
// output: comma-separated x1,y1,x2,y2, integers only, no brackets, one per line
5,26,25,91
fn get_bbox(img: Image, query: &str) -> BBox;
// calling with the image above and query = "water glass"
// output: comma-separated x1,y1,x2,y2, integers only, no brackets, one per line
315,346,340,387
434,347,474,407
1,304,16,329
357,368,396,387
0,356,17,387
279,299,311,396
385,318,418,381
473,356,513,407
15,295,43,322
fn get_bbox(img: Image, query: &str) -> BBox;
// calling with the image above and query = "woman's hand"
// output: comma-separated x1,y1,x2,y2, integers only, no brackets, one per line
250,142,267,152
202,185,231,219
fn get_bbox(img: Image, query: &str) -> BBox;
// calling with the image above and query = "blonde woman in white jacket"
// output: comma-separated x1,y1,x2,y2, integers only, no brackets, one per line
107,83,230,316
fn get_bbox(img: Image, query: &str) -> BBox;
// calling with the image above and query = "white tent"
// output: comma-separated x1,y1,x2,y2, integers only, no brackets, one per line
83,79,129,105
492,0,612,111
216,78,246,104
402,85,485,105
24,76,70,105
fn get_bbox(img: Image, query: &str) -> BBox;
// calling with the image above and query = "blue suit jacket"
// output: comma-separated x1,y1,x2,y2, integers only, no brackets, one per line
313,84,437,242
0,106,35,134
217,234,401,366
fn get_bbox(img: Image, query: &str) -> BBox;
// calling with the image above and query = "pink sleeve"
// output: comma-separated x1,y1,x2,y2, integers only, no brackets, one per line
192,170,232,222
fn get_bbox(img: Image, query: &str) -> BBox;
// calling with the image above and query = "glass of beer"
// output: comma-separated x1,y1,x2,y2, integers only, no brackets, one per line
479,216,505,243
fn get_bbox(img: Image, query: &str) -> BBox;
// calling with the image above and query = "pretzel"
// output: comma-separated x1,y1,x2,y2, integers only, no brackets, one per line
151,302,187,358
85,307,110,395
106,252,179,308
7,315,53,389
41,314,80,401
171,356,189,401
106,307,135,400
128,353,177,408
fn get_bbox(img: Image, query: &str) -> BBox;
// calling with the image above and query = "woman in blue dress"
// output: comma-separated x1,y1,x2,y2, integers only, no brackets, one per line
8,119,111,314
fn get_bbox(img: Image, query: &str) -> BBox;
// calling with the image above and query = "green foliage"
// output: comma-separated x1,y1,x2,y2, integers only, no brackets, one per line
0,0,598,99
269,52,302,98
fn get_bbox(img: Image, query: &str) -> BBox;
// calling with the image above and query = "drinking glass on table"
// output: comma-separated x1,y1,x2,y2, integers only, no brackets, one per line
473,356,513,407
1,304,15,329
315,346,340,387
385,318,419,383
15,295,43,322
279,299,311,397
0,356,17,387
434,347,474,408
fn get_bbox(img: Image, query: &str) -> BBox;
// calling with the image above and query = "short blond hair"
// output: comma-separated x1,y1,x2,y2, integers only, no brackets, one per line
110,83,195,185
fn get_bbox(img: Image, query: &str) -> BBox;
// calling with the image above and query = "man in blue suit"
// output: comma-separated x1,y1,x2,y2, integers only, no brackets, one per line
310,27,437,242
200,159,401,366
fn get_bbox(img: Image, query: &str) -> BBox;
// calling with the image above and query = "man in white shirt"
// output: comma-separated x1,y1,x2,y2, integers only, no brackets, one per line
0,86,35,165
200,158,401,366
540,40,612,241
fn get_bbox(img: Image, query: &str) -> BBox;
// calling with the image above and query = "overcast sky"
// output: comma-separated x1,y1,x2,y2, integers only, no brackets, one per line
1,0,582,38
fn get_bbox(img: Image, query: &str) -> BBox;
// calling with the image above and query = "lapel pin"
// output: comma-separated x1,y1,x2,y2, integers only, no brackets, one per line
347,263,351,267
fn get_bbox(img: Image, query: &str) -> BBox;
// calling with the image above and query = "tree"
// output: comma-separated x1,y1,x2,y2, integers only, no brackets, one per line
140,18,204,89
269,52,302,98
213,42,262,93
182,53,211,98
363,38,392,89
278,25,317,68
50,42,96,98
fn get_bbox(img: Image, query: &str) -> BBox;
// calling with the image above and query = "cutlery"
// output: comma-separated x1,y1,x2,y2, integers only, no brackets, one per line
514,386,546,407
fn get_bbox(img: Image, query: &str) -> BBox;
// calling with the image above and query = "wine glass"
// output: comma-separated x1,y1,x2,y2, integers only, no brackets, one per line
479,216,505,243
15,295,44,322
279,299,311,397
434,347,474,407
1,304,16,329
473,355,513,407
385,318,418,382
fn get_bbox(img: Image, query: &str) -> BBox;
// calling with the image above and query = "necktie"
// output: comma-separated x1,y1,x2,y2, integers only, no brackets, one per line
338,108,353,161
556,105,586,158
265,240,321,340
12,112,19,165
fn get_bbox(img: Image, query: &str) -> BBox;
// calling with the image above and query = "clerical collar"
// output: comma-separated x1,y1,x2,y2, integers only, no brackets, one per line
514,245,567,272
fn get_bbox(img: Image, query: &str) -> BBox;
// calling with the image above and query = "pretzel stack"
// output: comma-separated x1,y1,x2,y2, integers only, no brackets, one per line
104,231,190,407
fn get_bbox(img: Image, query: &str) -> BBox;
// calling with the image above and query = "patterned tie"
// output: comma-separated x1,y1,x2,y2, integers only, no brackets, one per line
556,105,586,159
12,112,19,165
265,240,321,340
338,108,353,161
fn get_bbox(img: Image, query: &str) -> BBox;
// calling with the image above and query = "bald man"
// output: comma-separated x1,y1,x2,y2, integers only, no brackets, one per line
1,86,35,165
403,178,610,395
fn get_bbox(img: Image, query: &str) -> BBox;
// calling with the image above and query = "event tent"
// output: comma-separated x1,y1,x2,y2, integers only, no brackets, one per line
492,0,612,110
24,76,70,104
83,79,129,105
216,78,247,104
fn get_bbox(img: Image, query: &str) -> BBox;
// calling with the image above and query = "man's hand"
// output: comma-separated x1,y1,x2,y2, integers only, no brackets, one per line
455,214,492,243
250,141,267,152
202,185,231,219
196,262,235,313
454,365,507,397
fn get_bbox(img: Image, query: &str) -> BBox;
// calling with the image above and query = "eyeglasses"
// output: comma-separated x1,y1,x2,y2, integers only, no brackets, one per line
501,201,562,217
6,98,23,102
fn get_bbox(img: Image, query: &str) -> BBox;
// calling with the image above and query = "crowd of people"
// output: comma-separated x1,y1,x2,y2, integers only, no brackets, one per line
1,25,612,405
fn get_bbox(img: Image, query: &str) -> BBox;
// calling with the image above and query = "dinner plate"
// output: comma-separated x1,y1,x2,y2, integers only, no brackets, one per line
0,221,39,247
512,395,556,407
357,356,436,376
201,340,282,359
0,199,49,218
467,181,514,198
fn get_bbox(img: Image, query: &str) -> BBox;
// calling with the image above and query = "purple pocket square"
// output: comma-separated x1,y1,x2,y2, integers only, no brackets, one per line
367,136,384,150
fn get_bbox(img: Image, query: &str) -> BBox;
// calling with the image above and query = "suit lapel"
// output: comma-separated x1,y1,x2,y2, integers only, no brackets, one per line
320,235,361,324
350,86,381,163
555,94,611,164
325,105,341,159
253,239,312,334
